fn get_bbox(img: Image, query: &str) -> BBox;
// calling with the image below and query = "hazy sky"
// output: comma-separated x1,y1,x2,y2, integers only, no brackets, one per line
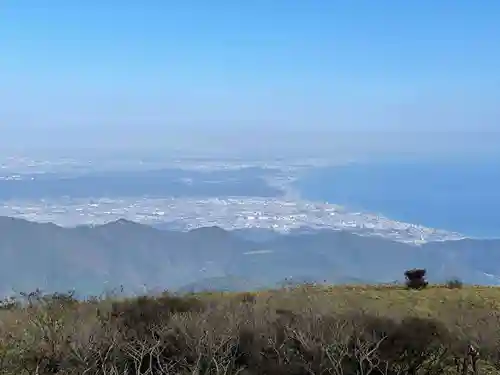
1,1,499,156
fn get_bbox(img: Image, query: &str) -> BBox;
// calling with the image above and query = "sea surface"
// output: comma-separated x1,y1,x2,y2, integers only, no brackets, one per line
294,159,500,239
0,167,280,199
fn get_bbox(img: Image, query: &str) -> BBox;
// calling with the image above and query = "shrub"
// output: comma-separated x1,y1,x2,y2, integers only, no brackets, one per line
445,278,463,289
240,292,256,304
109,292,205,336
404,268,428,290
3,285,500,374
369,316,453,374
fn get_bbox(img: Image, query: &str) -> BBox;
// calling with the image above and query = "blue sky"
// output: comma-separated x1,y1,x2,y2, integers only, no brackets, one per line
1,1,499,155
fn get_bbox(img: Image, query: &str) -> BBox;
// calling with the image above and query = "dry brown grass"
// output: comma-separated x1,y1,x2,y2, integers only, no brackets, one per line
0,284,499,374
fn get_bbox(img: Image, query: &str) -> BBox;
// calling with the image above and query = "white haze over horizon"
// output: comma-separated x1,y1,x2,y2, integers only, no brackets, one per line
0,124,498,163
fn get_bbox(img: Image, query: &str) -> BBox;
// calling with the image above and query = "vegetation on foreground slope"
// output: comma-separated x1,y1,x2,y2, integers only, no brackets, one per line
0,284,500,374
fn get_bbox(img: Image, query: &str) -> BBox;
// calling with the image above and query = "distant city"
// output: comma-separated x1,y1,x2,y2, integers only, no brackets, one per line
0,154,465,245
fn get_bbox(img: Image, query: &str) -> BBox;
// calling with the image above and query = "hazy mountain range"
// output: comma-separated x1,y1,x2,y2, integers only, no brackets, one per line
1,215,500,297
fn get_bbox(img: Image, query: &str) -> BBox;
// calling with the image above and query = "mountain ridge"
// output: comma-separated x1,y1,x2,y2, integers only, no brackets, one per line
0,216,499,296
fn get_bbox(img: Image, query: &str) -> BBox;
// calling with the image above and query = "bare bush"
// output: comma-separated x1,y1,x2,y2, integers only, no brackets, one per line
0,286,499,374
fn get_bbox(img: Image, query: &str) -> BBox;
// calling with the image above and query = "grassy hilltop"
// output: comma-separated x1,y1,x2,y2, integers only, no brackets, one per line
1,284,500,374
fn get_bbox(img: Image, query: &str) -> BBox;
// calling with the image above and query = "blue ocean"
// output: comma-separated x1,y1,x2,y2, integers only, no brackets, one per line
295,159,500,239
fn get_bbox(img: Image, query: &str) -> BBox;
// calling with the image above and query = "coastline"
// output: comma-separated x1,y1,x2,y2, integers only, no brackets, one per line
292,160,500,239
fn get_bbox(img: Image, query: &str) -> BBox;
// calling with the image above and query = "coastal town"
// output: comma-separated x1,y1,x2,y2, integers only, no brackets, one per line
0,196,464,244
